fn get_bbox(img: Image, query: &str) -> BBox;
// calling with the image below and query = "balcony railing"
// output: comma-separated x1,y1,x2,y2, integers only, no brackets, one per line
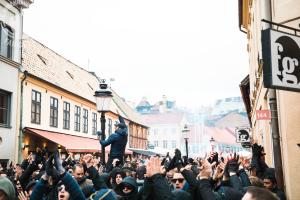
9,0,34,9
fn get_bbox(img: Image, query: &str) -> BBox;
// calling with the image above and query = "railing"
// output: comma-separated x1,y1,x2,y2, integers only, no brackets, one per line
9,0,34,9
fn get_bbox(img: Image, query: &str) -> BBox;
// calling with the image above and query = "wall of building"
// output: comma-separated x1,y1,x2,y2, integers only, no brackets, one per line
22,78,100,139
0,0,22,63
245,0,300,199
277,91,300,199
0,61,19,162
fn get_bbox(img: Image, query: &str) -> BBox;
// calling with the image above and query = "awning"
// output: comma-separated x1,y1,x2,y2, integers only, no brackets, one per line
25,127,132,154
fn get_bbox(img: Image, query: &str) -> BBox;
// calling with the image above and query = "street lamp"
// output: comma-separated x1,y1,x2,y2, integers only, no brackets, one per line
209,137,216,152
182,124,190,158
94,79,113,166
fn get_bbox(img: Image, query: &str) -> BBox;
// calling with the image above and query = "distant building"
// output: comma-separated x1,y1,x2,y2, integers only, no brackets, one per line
136,95,176,114
142,112,187,154
211,96,246,116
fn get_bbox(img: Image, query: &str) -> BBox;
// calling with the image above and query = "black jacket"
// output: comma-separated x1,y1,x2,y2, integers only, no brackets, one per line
100,116,128,158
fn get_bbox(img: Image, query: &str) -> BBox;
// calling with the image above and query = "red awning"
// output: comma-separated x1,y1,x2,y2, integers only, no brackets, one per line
25,127,132,154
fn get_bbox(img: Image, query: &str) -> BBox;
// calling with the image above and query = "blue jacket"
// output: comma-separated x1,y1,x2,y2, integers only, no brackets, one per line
30,172,86,200
100,116,128,158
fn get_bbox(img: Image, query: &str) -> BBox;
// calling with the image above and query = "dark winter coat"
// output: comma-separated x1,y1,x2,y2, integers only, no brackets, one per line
115,176,138,200
100,116,128,158
30,172,86,200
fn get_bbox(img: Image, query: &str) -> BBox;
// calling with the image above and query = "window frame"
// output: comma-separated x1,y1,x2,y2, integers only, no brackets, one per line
83,108,88,133
74,105,81,132
92,112,97,135
0,89,11,127
31,90,41,124
63,101,70,130
0,22,14,59
49,97,58,127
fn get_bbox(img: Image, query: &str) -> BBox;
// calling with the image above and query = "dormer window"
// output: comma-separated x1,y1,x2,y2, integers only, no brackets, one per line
0,22,14,59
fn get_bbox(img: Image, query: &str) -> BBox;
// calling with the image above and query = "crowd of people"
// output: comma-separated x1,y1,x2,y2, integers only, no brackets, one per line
0,114,286,200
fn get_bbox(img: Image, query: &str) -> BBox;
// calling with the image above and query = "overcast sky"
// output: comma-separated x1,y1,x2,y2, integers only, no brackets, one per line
23,0,248,108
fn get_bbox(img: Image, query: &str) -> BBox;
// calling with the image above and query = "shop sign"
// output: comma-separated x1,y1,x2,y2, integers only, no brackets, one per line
256,110,271,120
235,127,251,143
262,29,300,92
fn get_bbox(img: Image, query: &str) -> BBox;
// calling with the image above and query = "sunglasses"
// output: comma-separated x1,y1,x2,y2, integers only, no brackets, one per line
122,184,133,190
171,178,184,183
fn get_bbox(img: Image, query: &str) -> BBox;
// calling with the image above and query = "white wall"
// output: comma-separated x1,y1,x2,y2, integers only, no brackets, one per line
0,62,19,162
0,0,22,63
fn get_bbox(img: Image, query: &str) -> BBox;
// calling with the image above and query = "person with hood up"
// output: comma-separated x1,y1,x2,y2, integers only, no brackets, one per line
115,176,138,200
99,111,128,172
0,176,16,200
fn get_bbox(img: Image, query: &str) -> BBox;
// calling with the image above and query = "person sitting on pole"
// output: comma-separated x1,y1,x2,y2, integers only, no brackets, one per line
98,110,128,172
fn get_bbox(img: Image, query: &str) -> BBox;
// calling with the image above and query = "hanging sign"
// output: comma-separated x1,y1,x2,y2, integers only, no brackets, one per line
262,29,300,92
256,110,271,120
235,127,251,143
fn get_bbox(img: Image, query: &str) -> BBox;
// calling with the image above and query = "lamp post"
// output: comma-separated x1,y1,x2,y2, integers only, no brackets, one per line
182,124,190,158
94,79,113,166
209,137,215,152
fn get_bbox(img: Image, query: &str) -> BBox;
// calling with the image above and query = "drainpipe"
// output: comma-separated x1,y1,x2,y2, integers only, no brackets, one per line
18,70,28,163
262,0,284,190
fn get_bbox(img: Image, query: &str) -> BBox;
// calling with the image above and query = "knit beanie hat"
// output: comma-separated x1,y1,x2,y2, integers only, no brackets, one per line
0,176,16,200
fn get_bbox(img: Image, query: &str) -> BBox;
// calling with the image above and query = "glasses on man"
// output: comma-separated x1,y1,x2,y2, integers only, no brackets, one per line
171,178,184,184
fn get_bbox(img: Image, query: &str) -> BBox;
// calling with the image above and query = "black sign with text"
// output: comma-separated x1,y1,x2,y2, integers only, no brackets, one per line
262,29,300,92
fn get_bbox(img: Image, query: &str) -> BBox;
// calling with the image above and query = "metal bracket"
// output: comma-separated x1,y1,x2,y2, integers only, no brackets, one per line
261,19,300,36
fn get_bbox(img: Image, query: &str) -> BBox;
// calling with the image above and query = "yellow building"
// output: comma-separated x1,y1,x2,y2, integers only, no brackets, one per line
19,34,148,161
239,0,300,199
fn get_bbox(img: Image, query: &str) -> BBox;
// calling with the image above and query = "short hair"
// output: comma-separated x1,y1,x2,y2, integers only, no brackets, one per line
249,176,264,187
72,163,84,172
246,186,279,200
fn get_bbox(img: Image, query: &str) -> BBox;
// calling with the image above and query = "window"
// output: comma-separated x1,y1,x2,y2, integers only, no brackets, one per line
0,90,11,127
171,140,176,148
154,140,159,147
163,140,168,149
83,108,88,133
92,113,97,135
31,90,41,124
0,22,14,59
50,97,58,127
63,102,70,129
108,119,112,136
74,106,81,131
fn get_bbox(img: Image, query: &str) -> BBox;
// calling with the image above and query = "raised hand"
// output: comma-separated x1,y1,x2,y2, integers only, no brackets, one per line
146,156,163,177
54,152,65,175
82,154,93,168
18,191,29,200
227,153,240,174
45,154,55,177
198,159,213,180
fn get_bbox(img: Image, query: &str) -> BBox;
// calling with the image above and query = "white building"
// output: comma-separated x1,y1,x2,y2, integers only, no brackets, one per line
0,0,33,164
142,112,187,155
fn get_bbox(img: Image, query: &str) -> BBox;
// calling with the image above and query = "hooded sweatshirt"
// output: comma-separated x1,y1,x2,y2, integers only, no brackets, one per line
0,176,16,200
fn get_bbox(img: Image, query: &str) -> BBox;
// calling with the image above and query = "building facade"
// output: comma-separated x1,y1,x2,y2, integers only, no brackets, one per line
0,0,32,164
142,112,187,154
18,34,148,161
239,0,300,199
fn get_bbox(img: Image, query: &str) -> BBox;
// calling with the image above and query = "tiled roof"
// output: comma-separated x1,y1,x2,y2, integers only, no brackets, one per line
141,112,185,125
22,34,148,127
22,34,99,103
